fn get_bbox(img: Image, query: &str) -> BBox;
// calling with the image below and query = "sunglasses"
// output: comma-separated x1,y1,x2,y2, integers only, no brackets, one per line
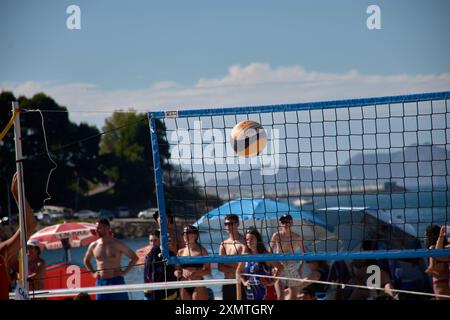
280,219,291,224
224,221,235,226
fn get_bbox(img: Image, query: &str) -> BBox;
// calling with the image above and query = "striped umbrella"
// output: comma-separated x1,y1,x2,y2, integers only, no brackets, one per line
136,245,152,266
30,222,98,251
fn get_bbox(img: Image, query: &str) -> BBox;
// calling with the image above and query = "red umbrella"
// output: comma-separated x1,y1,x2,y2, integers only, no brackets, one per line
136,245,152,267
30,222,98,251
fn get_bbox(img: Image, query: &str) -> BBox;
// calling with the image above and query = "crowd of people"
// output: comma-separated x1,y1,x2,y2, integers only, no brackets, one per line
1,174,449,300
144,210,450,301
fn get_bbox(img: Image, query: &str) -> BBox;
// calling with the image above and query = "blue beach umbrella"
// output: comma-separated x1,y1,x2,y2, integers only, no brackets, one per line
194,198,334,252
195,198,332,231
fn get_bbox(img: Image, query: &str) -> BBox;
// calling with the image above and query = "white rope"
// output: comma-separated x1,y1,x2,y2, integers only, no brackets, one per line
9,278,237,299
240,273,450,299
27,109,58,205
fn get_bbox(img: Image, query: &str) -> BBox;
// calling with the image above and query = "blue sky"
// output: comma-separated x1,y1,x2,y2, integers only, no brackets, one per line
1,0,450,127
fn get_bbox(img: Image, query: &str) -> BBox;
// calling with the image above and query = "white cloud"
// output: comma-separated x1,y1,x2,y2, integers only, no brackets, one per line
1,63,450,128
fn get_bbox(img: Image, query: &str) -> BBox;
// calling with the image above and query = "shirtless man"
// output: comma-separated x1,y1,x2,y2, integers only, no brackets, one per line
0,173,37,300
83,218,138,300
218,214,247,300
269,214,305,300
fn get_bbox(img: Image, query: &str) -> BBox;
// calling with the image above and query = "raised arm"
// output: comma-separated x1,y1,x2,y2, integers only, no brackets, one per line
436,226,446,249
3,173,37,259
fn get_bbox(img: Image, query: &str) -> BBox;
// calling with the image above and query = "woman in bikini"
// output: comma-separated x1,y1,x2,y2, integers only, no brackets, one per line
425,225,450,300
175,225,211,300
237,227,283,300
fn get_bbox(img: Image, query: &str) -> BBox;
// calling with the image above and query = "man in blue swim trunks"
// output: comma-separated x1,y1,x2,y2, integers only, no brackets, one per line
84,219,138,300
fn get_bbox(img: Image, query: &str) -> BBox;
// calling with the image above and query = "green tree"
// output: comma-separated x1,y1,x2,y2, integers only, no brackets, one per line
99,111,170,210
0,91,106,212
100,111,222,216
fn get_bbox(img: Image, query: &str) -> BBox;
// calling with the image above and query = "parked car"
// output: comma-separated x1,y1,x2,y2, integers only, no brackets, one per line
75,210,98,220
98,209,114,221
48,212,66,221
40,213,53,224
41,205,73,215
40,205,73,221
34,212,54,224
115,206,130,218
138,208,158,219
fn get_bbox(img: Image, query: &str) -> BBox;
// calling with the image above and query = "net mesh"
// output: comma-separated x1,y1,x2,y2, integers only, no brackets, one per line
149,92,450,263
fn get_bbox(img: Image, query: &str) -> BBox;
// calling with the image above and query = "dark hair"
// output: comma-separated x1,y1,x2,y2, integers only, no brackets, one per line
279,214,293,223
29,245,41,255
245,227,268,254
183,225,199,243
153,209,173,224
97,218,110,228
225,214,239,223
425,225,447,248
150,229,161,238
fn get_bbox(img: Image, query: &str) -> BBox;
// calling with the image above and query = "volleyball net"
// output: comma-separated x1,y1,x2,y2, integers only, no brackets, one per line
148,91,450,265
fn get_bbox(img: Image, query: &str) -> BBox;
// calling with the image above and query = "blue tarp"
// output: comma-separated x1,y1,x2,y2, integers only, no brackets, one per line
194,198,334,232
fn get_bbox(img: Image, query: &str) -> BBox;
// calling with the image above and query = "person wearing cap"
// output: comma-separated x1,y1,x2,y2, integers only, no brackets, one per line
269,213,306,300
174,225,211,300
0,173,37,300
27,239,46,291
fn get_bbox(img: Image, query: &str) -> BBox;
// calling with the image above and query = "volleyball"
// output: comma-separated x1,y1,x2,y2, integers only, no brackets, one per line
230,120,267,157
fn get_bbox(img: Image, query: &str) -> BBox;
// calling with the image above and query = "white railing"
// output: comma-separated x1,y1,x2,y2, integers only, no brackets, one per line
9,278,238,299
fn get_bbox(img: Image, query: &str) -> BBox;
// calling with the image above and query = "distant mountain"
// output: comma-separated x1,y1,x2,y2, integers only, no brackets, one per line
200,144,449,197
